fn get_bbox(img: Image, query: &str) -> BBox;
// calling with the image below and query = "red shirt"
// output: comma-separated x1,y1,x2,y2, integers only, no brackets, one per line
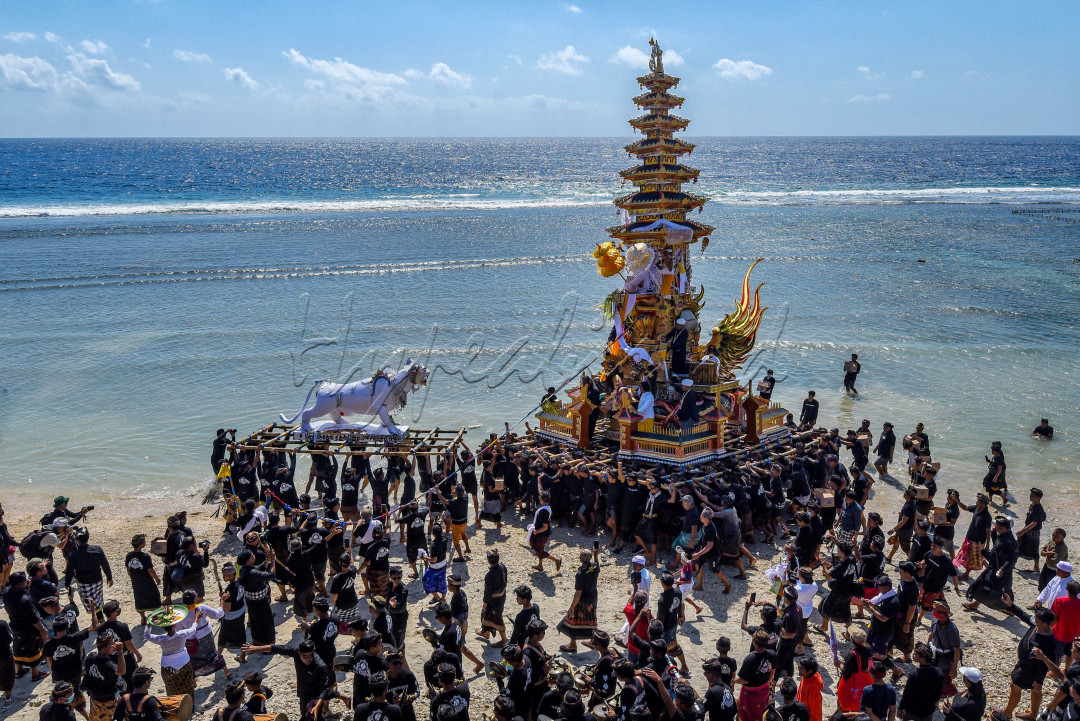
797,672,824,721
1051,596,1080,642
623,602,650,656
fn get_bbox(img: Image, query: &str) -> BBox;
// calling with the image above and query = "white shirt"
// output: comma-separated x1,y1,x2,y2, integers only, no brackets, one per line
631,566,652,599
236,505,269,542
795,581,819,619
637,391,655,420
146,625,198,669
178,604,224,639
1038,574,1074,606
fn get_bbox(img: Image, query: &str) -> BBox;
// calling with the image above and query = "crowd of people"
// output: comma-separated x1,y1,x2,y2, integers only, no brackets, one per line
0,397,1069,721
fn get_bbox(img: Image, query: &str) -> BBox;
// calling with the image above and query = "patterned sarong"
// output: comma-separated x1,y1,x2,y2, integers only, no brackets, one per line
161,663,195,696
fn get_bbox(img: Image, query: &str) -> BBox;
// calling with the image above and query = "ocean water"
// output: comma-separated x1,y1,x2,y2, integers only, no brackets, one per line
0,137,1078,513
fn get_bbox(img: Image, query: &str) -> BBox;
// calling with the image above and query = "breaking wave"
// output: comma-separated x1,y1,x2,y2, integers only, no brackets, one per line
1,185,1079,218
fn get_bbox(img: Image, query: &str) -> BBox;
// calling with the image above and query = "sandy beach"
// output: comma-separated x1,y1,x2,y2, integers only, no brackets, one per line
2,464,1075,721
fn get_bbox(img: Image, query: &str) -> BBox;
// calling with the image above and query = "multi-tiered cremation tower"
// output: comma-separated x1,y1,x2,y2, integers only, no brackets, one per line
537,40,787,465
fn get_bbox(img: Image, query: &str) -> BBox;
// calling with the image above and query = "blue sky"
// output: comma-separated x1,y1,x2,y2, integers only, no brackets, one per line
1,0,1077,136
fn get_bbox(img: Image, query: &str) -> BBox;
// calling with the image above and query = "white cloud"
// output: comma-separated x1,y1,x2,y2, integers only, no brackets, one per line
79,40,108,55
3,32,37,43
564,3,582,12
143,38,151,49
847,93,891,103
713,58,772,81
0,53,59,90
174,49,211,63
0,51,140,95
610,45,685,70
67,53,141,91
428,62,471,89
44,32,72,52
284,48,407,102
224,66,259,90
537,45,589,75
911,70,924,79
857,66,883,80
507,54,523,66
403,69,424,79
610,45,648,69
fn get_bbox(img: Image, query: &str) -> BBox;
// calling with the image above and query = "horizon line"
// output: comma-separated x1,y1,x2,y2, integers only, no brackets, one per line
2,134,1079,141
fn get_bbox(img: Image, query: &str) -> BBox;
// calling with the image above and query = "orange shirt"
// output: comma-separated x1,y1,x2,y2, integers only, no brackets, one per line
797,672,824,721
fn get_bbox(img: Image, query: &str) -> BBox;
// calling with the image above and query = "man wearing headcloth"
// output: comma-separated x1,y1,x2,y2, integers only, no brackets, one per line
664,318,690,380
963,515,1018,612
2,572,48,681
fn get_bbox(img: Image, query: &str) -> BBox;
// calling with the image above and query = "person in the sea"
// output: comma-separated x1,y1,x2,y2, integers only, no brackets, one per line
757,369,776,401
799,392,819,429
1032,418,1054,439
873,422,896,478
843,353,861,394
982,441,1008,508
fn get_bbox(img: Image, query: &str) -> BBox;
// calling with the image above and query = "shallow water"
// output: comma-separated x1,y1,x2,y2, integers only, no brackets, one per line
0,138,1078,511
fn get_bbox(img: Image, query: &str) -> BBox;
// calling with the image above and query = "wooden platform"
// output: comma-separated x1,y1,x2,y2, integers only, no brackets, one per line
234,423,466,455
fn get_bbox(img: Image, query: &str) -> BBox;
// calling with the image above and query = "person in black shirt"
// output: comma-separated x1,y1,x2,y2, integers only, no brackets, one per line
873,422,896,477
339,458,364,523
529,492,562,574
44,614,97,694
908,520,932,565
211,429,236,473
778,677,810,721
355,670,403,721
429,663,470,721
1032,419,1054,439
676,379,699,432
386,567,410,653
385,649,419,718
39,681,79,721
299,597,340,670
3,572,49,681
40,497,90,530
499,644,533,717
82,631,127,721
865,576,900,657
734,629,777,720
212,684,255,721
776,587,802,679
63,529,113,614
798,392,819,429
113,666,164,721
963,516,1019,612
1017,488,1048,573
692,508,732,595
888,562,920,662
240,670,273,716
959,494,993,581
398,500,428,579
942,667,986,721
983,443,1008,508
711,638,739,688
701,657,737,721
757,370,776,401
885,487,917,563
243,640,333,716
509,586,540,649
998,598,1059,719
898,643,943,721
558,549,601,654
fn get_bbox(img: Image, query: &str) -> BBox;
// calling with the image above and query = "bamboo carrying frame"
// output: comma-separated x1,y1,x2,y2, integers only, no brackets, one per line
231,423,468,457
